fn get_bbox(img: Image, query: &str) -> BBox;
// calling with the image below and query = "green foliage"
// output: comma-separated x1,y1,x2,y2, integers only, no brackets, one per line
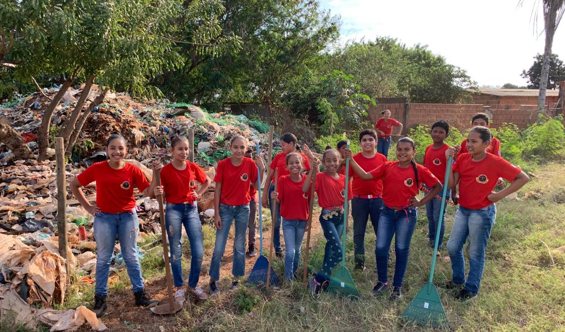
521,53,565,89
233,287,260,314
246,119,269,134
523,115,565,161
72,138,95,158
315,133,361,155
493,124,525,164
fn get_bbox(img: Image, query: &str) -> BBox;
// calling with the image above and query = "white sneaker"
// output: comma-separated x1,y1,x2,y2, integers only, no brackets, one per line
189,286,208,301
174,288,186,303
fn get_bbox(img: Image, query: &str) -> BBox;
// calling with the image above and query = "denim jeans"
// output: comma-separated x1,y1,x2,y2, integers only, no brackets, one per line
165,202,204,288
351,197,383,264
282,218,307,280
377,137,391,157
425,189,450,249
375,206,417,287
248,199,257,249
268,183,282,253
447,204,496,294
319,210,345,275
94,210,143,295
210,203,250,281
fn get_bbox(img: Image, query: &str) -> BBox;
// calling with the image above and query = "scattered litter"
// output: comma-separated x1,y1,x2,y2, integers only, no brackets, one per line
36,305,107,331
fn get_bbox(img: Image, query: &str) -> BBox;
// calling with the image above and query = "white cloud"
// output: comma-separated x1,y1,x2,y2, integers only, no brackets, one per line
319,0,565,87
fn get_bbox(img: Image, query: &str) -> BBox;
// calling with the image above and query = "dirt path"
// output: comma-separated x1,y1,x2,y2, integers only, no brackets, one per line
94,212,326,331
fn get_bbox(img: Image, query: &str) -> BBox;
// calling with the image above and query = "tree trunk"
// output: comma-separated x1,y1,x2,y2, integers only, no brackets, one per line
37,69,79,161
66,89,108,155
0,124,34,160
60,74,95,147
537,1,559,119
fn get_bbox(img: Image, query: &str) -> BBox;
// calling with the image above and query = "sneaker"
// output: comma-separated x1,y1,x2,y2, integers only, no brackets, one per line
308,277,321,295
209,281,219,295
134,290,158,307
456,289,477,302
372,281,389,296
230,280,239,290
275,252,283,259
248,247,257,257
438,280,464,291
188,287,208,302
92,294,107,318
390,286,402,301
174,288,186,303
354,262,365,271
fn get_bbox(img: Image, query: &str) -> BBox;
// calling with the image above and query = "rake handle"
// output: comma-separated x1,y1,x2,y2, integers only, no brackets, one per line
303,172,317,288
342,142,350,265
256,143,263,255
266,168,278,289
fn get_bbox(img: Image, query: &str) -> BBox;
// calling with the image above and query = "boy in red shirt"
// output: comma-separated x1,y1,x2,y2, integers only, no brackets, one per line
374,109,403,157
349,130,387,271
444,127,529,301
209,136,265,294
423,120,452,250
458,113,501,157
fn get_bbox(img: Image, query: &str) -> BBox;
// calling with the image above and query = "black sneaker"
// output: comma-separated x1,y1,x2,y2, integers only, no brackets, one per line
92,294,107,318
372,281,389,296
230,280,239,290
390,286,402,301
354,262,365,271
275,252,283,259
439,280,464,291
456,289,477,302
248,247,257,257
209,281,219,295
134,289,158,307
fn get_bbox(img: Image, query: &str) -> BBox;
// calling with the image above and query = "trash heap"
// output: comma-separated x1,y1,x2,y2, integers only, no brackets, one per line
0,86,275,329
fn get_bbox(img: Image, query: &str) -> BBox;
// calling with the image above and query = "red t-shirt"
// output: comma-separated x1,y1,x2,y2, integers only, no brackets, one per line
160,161,207,204
270,152,311,183
453,153,521,209
214,157,258,206
459,137,501,157
349,152,387,196
277,174,309,220
77,161,150,214
375,118,401,138
370,161,440,208
315,172,352,209
423,144,450,184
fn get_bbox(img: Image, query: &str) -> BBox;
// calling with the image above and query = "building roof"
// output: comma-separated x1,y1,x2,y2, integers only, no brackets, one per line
476,88,559,97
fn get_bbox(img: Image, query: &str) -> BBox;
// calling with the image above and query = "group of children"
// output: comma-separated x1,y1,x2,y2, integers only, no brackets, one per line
69,112,529,318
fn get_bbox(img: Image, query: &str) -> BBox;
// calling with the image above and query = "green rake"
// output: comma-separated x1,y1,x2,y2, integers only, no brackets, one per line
400,156,453,328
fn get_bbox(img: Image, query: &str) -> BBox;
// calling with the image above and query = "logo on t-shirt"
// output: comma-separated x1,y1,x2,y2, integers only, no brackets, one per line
303,193,308,199
433,158,441,166
340,189,345,197
120,181,131,190
240,173,249,181
476,174,489,184
404,178,414,187
189,180,196,188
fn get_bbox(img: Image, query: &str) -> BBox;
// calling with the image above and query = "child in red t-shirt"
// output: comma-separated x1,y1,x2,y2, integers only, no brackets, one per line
271,153,312,280
347,137,442,300
261,133,311,257
457,113,501,157
444,127,529,301
244,148,259,257
70,134,159,317
209,136,264,294
305,149,352,292
374,109,403,157
423,120,452,250
153,136,211,303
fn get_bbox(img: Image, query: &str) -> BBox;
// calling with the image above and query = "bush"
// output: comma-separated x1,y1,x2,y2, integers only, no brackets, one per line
493,123,524,164
315,133,362,155
523,115,565,162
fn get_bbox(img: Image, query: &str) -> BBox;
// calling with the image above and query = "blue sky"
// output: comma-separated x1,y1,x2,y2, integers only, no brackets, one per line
319,0,565,87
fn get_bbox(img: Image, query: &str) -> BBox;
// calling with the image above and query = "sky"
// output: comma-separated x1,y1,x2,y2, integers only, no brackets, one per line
318,0,565,87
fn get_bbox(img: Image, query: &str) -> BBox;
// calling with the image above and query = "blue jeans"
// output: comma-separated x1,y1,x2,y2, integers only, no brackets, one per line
94,210,143,295
447,204,496,294
282,218,307,280
210,203,250,281
375,206,417,287
319,210,345,275
165,202,204,288
351,197,383,264
268,183,282,253
425,189,450,249
377,137,391,157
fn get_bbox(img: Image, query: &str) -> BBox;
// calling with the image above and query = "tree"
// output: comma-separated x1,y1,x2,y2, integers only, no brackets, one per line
521,53,565,89
502,83,523,89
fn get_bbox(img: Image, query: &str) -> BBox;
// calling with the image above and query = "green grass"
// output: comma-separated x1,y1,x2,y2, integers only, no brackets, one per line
43,163,565,332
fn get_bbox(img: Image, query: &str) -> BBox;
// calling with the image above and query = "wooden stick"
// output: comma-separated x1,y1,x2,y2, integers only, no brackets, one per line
55,138,69,286
267,125,274,167
266,168,278,289
187,127,194,163
303,173,317,288
155,171,176,311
